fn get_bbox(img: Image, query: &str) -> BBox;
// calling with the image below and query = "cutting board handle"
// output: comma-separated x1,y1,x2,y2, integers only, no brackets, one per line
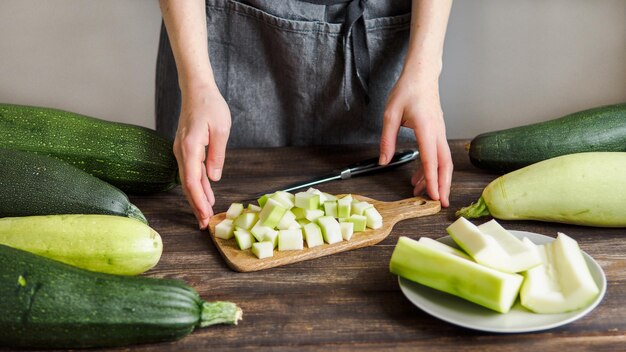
377,196,441,224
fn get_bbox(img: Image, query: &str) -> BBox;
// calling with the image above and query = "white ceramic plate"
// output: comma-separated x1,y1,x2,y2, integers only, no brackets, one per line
398,230,607,333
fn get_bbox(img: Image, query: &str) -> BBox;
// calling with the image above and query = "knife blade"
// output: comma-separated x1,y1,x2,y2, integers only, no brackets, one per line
247,149,419,200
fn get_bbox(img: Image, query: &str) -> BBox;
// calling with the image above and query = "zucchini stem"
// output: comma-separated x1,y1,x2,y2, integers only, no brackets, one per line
199,301,242,327
455,196,491,219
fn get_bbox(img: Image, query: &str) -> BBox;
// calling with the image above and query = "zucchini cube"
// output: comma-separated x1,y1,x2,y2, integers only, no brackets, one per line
323,201,338,218
346,214,367,232
295,192,320,210
277,210,297,230
303,222,324,248
337,195,352,219
233,212,258,230
226,203,244,219
215,219,235,239
317,216,342,244
234,228,255,250
259,198,288,228
263,229,279,248
364,207,382,229
252,241,274,259
278,229,304,251
340,222,354,241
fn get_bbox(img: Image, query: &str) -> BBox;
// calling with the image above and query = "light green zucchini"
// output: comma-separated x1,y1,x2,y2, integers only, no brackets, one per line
457,152,626,227
0,214,162,275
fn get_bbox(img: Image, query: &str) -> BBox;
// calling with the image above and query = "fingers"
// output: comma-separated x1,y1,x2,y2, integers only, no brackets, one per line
411,167,425,191
175,136,213,229
437,137,453,208
379,105,401,165
414,130,440,203
206,122,230,182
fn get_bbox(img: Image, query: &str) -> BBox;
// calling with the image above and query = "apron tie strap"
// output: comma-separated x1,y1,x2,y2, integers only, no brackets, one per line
301,0,371,109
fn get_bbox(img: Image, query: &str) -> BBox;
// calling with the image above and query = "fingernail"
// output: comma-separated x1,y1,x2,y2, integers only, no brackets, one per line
210,168,222,181
379,153,388,165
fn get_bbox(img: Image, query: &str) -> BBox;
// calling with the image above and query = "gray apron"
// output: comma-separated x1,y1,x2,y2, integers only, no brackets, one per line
155,0,414,147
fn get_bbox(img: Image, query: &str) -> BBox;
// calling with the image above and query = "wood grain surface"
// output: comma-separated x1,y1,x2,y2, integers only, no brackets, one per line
8,140,624,352
208,195,440,272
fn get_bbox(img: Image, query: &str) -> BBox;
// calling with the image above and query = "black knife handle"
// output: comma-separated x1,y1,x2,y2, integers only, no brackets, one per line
343,149,419,178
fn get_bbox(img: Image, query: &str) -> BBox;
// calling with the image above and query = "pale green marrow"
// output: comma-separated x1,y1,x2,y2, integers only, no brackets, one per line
0,214,162,275
457,152,626,227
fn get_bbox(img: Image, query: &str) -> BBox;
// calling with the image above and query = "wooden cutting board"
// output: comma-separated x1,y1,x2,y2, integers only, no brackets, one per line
208,195,441,272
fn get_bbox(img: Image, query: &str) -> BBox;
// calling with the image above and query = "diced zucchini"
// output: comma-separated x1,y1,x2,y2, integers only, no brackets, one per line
340,222,354,241
263,229,279,248
233,212,258,230
337,195,352,219
321,192,337,202
520,233,600,313
247,204,262,213
271,191,295,209
295,192,320,210
250,222,274,242
252,241,274,259
303,222,324,248
346,214,367,232
291,207,306,220
447,217,541,273
304,209,325,222
323,201,338,218
287,221,302,229
226,203,244,219
296,218,311,227
234,228,255,250
278,229,304,251
258,198,288,228
215,219,235,239
277,210,297,230
364,207,382,229
258,194,271,208
351,201,373,216
390,236,523,313
317,216,343,244
276,190,295,202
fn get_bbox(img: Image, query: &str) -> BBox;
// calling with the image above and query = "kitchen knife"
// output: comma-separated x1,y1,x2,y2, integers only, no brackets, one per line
249,149,419,199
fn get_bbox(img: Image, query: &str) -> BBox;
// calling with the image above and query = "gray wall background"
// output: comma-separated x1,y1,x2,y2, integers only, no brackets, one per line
1,0,625,139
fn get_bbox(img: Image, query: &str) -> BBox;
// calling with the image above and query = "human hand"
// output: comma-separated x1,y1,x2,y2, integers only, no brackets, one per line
379,74,453,207
173,85,231,229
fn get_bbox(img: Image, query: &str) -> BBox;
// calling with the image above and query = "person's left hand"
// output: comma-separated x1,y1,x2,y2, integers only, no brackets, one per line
379,73,453,207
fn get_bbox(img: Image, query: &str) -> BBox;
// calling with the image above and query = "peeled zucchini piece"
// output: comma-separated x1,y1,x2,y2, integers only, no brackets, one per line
520,233,599,313
447,217,541,273
278,229,304,251
252,241,273,259
390,236,523,313
258,198,288,228
226,203,244,219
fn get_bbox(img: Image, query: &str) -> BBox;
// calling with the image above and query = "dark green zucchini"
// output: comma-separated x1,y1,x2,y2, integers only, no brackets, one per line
0,148,147,223
0,244,241,348
468,102,626,172
0,103,178,193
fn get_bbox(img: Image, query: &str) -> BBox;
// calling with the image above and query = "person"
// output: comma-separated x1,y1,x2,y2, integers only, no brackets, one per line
156,0,453,230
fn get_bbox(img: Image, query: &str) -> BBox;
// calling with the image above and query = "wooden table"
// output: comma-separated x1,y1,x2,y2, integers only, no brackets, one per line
115,140,624,350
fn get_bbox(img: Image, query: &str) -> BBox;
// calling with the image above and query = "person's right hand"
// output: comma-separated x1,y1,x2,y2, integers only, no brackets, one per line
173,85,231,229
